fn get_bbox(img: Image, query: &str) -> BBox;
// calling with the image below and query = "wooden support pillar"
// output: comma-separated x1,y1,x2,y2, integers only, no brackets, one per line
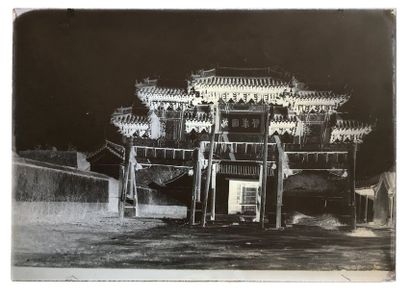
256,164,263,222
259,109,270,229
389,196,394,226
349,143,357,229
358,193,362,222
131,160,139,217
210,163,217,221
201,124,216,227
189,148,200,225
118,164,125,221
364,195,369,223
273,135,284,229
119,138,133,220
196,149,202,203
179,109,185,140
126,147,139,217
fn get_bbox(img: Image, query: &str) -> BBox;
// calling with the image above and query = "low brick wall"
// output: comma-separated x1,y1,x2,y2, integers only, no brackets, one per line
138,204,187,219
13,157,117,203
13,157,187,219
12,201,113,224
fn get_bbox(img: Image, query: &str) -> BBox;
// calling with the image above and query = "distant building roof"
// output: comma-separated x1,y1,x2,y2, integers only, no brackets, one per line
87,140,125,162
355,171,396,199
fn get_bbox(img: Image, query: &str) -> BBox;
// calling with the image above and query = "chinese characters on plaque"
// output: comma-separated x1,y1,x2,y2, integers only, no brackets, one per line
219,113,264,134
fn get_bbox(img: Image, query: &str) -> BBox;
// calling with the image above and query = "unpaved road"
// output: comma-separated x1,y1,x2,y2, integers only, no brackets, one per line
12,217,395,270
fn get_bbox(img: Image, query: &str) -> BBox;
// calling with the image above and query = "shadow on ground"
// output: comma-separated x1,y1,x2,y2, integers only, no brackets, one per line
12,215,395,271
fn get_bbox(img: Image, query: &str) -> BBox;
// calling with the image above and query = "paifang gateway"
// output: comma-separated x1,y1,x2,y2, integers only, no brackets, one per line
108,67,373,228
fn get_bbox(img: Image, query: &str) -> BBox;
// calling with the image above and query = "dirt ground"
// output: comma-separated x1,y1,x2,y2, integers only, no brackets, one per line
12,214,395,271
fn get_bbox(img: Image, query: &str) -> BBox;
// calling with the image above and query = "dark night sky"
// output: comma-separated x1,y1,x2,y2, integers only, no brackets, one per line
12,9,395,177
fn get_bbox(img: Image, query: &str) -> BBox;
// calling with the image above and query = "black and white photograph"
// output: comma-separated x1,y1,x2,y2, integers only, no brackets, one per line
10,8,396,281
